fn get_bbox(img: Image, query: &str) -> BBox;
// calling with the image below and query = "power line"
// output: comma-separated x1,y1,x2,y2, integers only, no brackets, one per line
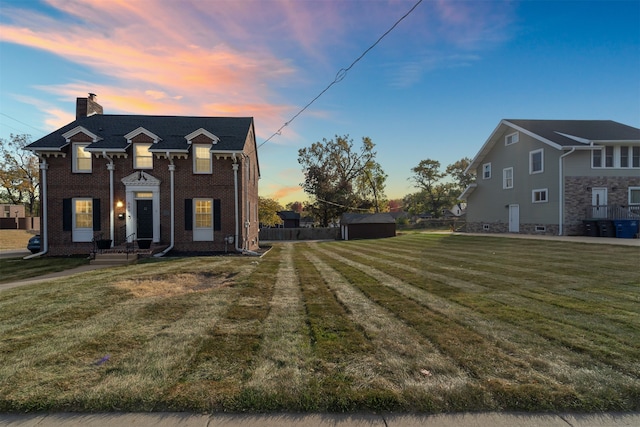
316,197,373,212
0,113,46,134
257,0,423,149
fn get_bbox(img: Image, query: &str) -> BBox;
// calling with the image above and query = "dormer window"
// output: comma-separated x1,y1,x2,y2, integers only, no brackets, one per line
134,143,153,169
193,144,212,174
73,143,92,173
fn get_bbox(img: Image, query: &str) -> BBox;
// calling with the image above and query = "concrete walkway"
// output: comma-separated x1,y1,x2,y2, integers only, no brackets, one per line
1,411,639,427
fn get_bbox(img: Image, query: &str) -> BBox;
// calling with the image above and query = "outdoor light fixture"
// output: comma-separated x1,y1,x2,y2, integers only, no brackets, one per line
116,200,124,208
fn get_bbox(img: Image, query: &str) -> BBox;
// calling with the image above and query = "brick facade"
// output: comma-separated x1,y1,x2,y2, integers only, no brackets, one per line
29,98,260,256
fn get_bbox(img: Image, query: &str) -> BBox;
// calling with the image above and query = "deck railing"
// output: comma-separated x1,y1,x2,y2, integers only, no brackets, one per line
585,204,640,220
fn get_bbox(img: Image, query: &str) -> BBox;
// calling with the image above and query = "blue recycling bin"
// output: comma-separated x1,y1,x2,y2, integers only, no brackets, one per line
613,220,639,239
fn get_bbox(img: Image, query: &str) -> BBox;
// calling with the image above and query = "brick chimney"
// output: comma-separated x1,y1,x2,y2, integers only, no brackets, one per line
76,93,103,119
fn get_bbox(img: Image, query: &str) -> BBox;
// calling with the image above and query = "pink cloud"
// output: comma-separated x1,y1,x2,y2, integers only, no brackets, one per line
1,0,514,143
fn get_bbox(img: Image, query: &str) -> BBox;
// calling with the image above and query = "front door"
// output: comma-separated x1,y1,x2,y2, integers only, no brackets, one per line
136,199,153,239
508,204,520,233
591,188,608,218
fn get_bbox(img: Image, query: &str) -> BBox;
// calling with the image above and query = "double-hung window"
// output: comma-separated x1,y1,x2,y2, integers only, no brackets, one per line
134,143,153,169
193,145,212,174
482,163,491,179
630,187,640,217
73,143,92,173
503,167,513,189
529,149,543,174
604,146,614,168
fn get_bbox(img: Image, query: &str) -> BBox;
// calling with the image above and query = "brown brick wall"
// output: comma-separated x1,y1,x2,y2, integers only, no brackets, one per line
42,141,259,255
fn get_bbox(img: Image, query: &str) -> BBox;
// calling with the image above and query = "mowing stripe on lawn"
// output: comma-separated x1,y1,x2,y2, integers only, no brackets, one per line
244,243,314,410
309,245,580,411
302,249,485,412
327,241,639,349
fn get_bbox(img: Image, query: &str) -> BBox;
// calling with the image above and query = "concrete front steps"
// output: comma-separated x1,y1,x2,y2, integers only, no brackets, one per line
90,252,138,266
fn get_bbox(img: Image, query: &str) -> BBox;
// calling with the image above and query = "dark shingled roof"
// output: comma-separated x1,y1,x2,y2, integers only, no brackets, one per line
340,213,396,224
505,119,640,146
277,211,301,220
26,114,254,153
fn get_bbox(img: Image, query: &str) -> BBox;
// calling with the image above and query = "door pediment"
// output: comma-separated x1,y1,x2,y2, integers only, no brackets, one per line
121,171,161,186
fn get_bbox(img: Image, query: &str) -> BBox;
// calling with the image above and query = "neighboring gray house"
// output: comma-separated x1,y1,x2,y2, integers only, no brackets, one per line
460,119,640,236
340,213,396,240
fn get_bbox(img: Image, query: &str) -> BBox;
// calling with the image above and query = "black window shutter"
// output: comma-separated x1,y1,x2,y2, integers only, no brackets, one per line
62,198,72,231
93,198,101,231
185,199,193,230
214,199,221,231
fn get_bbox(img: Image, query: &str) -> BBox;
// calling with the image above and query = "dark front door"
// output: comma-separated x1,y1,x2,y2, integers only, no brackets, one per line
136,200,153,239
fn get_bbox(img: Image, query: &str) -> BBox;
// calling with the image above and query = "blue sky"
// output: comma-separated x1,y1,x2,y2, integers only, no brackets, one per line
1,0,639,204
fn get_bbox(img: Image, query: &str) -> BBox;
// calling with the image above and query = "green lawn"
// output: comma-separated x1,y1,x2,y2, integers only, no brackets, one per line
0,234,638,413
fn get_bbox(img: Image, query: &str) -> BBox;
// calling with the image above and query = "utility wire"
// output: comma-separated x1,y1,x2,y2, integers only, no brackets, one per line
257,0,423,149
316,197,375,212
0,113,46,134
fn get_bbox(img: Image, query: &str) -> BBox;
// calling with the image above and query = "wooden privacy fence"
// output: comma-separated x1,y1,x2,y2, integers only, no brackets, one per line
259,227,340,241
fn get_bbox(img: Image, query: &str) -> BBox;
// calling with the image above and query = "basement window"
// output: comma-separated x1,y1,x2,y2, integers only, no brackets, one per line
535,225,546,232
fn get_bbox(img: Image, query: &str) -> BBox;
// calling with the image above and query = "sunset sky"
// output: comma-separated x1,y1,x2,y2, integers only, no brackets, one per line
1,0,639,204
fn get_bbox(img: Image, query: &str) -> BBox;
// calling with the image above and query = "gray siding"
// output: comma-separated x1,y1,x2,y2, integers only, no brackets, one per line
467,127,560,228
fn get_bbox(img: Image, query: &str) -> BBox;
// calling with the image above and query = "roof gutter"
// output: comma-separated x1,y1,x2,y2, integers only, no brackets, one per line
24,156,48,259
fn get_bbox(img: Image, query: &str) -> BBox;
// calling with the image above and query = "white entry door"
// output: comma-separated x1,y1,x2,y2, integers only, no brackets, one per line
591,188,608,218
508,204,520,233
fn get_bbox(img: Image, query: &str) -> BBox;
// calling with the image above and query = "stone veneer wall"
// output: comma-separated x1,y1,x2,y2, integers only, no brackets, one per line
564,176,640,235
466,222,559,235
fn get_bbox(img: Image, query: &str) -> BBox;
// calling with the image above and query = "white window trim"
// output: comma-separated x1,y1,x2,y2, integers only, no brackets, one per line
591,148,603,168
503,167,514,189
505,132,519,146
134,143,154,170
193,198,214,241
72,143,92,173
193,144,212,174
532,188,548,204
482,162,491,179
529,149,544,174
629,187,640,205
592,146,640,169
72,198,93,242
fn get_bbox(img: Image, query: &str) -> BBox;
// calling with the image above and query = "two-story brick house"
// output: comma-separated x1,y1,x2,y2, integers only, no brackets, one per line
461,119,640,236
26,95,260,256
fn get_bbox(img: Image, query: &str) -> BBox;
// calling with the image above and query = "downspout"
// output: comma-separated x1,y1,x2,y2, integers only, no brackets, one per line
558,148,576,236
228,153,258,256
233,155,241,252
105,152,115,247
155,154,175,257
24,156,48,259
239,153,259,256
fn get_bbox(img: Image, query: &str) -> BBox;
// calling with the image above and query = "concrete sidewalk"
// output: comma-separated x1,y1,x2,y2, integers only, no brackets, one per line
1,411,639,426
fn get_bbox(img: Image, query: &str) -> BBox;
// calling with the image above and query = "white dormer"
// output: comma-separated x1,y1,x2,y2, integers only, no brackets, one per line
124,127,161,144
185,128,220,144
62,126,101,143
